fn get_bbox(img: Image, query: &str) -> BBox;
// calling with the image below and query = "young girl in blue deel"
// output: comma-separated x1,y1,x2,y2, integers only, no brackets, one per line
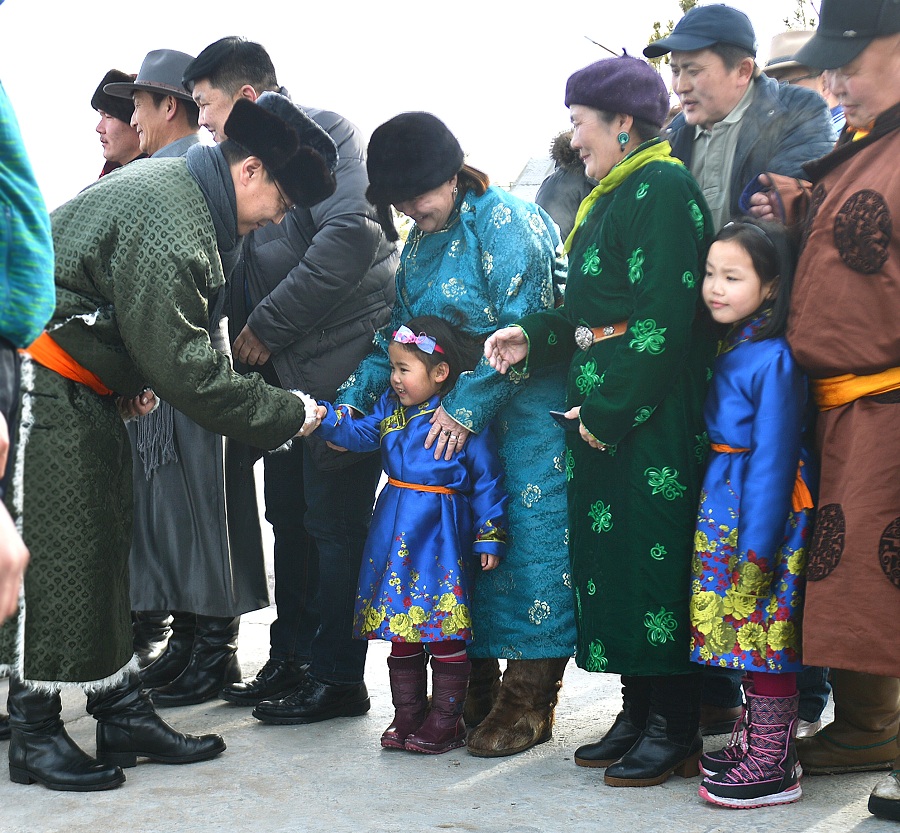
308,315,508,754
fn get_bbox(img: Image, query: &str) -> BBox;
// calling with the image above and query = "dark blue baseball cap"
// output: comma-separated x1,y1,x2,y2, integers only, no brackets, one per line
644,4,757,58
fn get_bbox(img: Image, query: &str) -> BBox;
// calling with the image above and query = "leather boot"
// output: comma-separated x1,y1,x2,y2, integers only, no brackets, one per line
0,713,9,741
7,677,124,791
220,658,309,706
405,657,469,754
574,675,650,768
462,657,500,728
869,751,900,822
699,691,802,808
140,611,196,690
381,653,428,750
132,610,172,668
467,657,568,758
149,616,241,707
88,671,225,768
797,670,900,775
604,673,702,787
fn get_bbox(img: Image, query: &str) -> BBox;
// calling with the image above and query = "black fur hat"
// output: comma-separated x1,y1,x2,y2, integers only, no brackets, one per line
365,112,464,241
92,69,137,123
224,92,338,208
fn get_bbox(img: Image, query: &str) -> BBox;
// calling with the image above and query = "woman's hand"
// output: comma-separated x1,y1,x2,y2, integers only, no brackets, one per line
425,405,470,460
481,553,499,571
484,326,528,374
569,405,610,452
117,389,158,421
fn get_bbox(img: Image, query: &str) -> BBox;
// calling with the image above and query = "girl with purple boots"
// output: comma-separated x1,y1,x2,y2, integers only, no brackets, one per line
307,315,508,754
688,220,816,808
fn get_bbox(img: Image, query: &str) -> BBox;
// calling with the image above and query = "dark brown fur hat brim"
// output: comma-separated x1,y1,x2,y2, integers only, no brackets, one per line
225,93,337,208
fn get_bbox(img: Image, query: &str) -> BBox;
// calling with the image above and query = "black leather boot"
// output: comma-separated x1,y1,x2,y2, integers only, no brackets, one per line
0,713,9,741
132,610,172,668
140,611,196,690
220,657,308,706
574,675,649,768
7,677,125,791
87,671,225,768
149,616,241,707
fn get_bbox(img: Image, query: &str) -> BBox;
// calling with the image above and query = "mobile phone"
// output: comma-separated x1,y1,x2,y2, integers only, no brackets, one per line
549,410,581,432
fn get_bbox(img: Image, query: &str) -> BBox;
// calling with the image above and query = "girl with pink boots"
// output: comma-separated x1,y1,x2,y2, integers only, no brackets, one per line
688,220,816,808
306,315,508,754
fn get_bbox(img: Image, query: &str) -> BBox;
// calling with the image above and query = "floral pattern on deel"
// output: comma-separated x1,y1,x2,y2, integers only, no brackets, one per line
588,500,613,534
575,359,602,395
629,319,667,354
645,466,686,500
581,244,602,277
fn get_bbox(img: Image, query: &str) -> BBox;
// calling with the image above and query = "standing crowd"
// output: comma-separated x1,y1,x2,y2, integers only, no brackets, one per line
0,0,897,823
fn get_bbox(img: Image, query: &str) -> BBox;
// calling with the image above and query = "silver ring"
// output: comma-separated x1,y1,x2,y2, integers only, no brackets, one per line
450,434,458,441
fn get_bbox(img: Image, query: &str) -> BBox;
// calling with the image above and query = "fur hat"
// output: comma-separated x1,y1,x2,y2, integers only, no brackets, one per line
103,49,195,102
365,112,465,241
223,91,338,208
565,56,670,129
92,70,137,123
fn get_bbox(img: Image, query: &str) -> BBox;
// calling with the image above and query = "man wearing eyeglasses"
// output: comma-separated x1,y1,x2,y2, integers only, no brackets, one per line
182,38,397,725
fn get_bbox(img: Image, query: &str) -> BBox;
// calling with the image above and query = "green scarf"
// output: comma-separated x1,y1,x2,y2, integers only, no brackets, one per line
564,138,683,253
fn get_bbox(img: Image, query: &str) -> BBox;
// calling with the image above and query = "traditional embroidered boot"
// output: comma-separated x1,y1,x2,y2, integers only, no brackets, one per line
149,615,241,707
88,671,225,768
404,657,469,754
797,670,899,774
139,611,196,690
463,657,500,728
381,653,428,749
467,657,568,758
7,677,125,791
699,691,801,809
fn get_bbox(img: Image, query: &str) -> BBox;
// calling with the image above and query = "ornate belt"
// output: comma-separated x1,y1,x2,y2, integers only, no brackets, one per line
574,320,628,351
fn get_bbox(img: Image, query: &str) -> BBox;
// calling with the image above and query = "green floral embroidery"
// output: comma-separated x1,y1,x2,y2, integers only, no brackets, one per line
682,270,696,288
644,607,678,645
650,544,667,561
633,405,655,426
587,578,596,596
694,431,709,464
645,466,687,500
564,448,575,482
575,358,602,395
629,319,667,354
627,247,645,284
636,182,650,200
548,331,557,345
586,639,609,672
588,500,613,534
688,199,704,240
706,366,714,382
581,244,602,276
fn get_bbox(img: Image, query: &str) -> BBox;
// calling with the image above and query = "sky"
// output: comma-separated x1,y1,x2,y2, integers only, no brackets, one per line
0,0,813,211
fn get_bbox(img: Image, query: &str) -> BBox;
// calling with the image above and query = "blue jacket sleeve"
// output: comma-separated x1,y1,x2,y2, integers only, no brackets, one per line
314,398,384,453
463,425,509,558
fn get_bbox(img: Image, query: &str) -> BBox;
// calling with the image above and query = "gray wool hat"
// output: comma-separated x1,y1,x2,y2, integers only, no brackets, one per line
104,49,195,101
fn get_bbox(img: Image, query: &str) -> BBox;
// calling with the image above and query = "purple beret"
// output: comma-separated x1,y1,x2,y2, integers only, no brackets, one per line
565,56,670,129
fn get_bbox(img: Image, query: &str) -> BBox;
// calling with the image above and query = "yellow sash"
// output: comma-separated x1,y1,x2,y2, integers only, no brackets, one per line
710,444,813,512
811,367,900,411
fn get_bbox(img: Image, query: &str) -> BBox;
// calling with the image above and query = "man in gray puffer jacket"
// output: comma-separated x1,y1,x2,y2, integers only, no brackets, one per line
183,37,397,724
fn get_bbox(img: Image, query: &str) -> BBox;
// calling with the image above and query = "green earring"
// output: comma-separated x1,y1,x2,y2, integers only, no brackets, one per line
618,131,630,150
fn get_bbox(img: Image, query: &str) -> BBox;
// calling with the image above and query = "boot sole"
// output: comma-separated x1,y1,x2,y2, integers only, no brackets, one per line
699,782,802,808
252,699,370,725
9,765,125,792
99,740,226,768
803,760,895,775
404,738,466,754
604,752,701,787
869,794,900,822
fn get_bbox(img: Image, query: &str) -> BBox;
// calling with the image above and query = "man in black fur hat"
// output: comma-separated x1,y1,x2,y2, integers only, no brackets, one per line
183,37,397,724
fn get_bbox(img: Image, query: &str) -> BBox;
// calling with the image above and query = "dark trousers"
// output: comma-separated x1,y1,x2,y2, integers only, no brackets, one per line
263,442,380,684
0,338,21,498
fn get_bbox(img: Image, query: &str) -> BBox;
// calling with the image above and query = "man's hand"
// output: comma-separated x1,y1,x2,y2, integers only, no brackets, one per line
234,324,272,366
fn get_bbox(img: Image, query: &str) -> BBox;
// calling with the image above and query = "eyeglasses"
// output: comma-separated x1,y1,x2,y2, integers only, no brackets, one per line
272,177,294,215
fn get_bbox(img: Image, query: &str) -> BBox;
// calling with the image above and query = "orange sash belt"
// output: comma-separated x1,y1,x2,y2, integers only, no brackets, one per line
710,443,813,512
20,332,113,397
810,367,900,411
388,477,457,495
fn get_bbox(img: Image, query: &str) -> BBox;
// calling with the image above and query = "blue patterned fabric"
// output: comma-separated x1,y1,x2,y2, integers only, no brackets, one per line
338,186,577,659
317,393,507,644
0,80,54,348
689,317,816,673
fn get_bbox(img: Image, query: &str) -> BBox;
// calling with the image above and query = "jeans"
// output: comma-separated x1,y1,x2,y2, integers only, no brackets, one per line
701,665,744,708
263,442,380,684
700,663,831,719
798,665,831,722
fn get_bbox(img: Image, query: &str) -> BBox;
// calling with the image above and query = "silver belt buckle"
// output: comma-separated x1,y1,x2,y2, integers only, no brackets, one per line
575,326,594,351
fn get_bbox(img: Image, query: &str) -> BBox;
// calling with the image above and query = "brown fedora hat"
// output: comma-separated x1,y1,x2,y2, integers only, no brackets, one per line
104,49,195,102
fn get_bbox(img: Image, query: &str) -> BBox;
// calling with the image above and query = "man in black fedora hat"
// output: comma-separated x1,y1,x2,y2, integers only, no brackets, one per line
748,0,900,822
0,93,336,792
182,37,397,725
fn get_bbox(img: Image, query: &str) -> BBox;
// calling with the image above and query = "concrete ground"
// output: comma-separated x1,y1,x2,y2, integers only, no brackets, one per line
0,468,895,832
